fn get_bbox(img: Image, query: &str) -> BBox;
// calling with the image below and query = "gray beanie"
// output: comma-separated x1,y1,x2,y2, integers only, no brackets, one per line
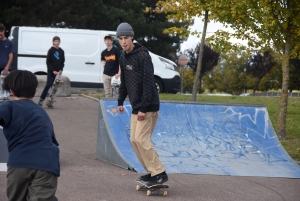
116,22,134,37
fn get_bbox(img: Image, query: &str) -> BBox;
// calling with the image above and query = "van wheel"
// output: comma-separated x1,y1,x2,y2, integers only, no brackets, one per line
155,78,163,93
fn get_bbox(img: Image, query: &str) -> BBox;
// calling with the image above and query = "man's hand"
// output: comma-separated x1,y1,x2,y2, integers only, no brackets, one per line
118,106,124,114
115,74,120,79
53,71,58,75
3,67,9,75
137,111,145,121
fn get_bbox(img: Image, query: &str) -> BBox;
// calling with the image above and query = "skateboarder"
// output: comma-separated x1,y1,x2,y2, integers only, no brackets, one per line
38,36,65,107
116,22,168,185
0,70,60,201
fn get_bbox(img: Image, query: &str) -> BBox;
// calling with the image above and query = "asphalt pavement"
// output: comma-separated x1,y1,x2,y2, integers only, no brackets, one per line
0,95,300,201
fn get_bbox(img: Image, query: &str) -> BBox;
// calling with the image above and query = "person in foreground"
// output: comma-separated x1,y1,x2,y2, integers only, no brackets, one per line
0,70,60,201
116,22,168,185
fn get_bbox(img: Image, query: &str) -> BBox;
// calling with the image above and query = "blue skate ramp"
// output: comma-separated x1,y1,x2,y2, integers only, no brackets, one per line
97,99,300,178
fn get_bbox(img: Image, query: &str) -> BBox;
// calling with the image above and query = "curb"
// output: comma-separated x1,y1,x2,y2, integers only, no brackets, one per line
80,94,100,102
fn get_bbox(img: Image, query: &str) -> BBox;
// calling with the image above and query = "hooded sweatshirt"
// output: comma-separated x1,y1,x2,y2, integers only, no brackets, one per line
118,43,159,114
46,46,65,72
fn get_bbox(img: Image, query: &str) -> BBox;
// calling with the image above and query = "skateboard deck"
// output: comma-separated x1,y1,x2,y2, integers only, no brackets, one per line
46,75,63,108
0,72,10,100
136,180,169,196
111,77,120,98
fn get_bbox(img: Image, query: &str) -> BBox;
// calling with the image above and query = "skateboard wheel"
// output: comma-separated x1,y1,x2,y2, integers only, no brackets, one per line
136,185,141,191
163,191,167,196
147,190,152,196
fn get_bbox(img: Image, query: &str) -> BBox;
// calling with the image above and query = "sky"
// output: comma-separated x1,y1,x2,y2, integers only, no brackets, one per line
180,18,247,51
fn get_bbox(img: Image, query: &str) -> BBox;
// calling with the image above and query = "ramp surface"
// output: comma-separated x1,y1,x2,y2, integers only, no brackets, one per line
97,100,300,178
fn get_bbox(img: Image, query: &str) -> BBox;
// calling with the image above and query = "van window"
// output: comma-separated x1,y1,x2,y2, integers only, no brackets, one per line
57,32,100,56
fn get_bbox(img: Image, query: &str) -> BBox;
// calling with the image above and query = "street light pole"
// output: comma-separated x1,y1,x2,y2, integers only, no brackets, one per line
181,65,185,94
178,55,189,94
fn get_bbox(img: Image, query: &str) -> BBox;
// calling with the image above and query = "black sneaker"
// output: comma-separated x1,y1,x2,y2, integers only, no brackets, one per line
146,171,168,185
136,173,151,182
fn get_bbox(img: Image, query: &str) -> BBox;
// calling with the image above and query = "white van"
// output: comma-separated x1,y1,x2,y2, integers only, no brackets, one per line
9,26,180,93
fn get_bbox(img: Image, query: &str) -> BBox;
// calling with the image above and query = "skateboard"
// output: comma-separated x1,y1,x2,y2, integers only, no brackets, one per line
111,76,120,98
46,75,63,108
136,180,169,196
0,71,10,101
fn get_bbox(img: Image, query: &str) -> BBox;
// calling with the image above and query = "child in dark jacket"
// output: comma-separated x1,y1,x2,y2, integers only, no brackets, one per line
38,36,65,107
0,70,60,201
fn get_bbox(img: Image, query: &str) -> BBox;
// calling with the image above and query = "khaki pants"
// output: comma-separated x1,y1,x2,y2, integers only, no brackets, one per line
7,167,57,201
130,112,165,176
103,74,113,98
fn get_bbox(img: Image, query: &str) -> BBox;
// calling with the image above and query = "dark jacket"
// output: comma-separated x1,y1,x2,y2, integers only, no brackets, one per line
46,46,65,72
118,43,159,114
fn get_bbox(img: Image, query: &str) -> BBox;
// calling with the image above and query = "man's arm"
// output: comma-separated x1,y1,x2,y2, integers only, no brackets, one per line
101,51,106,69
61,49,65,70
115,66,121,79
3,53,13,74
101,60,106,68
139,53,155,113
46,49,53,72
117,58,127,106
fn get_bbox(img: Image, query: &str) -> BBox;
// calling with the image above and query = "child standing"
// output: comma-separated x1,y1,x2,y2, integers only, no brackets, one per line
38,36,65,107
0,70,60,201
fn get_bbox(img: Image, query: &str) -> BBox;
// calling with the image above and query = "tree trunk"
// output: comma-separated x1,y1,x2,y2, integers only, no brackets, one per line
191,10,208,101
253,77,262,94
199,75,202,93
276,35,291,140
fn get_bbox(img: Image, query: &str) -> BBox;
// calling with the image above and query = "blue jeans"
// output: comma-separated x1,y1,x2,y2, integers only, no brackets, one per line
40,72,55,100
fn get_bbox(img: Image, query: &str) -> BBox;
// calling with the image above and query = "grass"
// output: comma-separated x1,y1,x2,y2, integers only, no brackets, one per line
87,92,300,161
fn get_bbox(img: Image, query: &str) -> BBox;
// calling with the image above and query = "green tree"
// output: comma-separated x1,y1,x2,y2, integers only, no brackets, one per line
0,0,97,29
184,43,220,93
203,50,249,94
178,68,196,93
0,0,185,61
258,61,282,91
289,58,300,91
244,51,276,93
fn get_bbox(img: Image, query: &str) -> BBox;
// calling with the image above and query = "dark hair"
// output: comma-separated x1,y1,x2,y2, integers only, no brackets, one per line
0,23,5,32
104,35,112,40
3,70,38,98
53,36,60,41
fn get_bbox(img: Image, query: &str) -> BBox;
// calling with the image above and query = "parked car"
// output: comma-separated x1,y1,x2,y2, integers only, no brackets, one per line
240,93,250,96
